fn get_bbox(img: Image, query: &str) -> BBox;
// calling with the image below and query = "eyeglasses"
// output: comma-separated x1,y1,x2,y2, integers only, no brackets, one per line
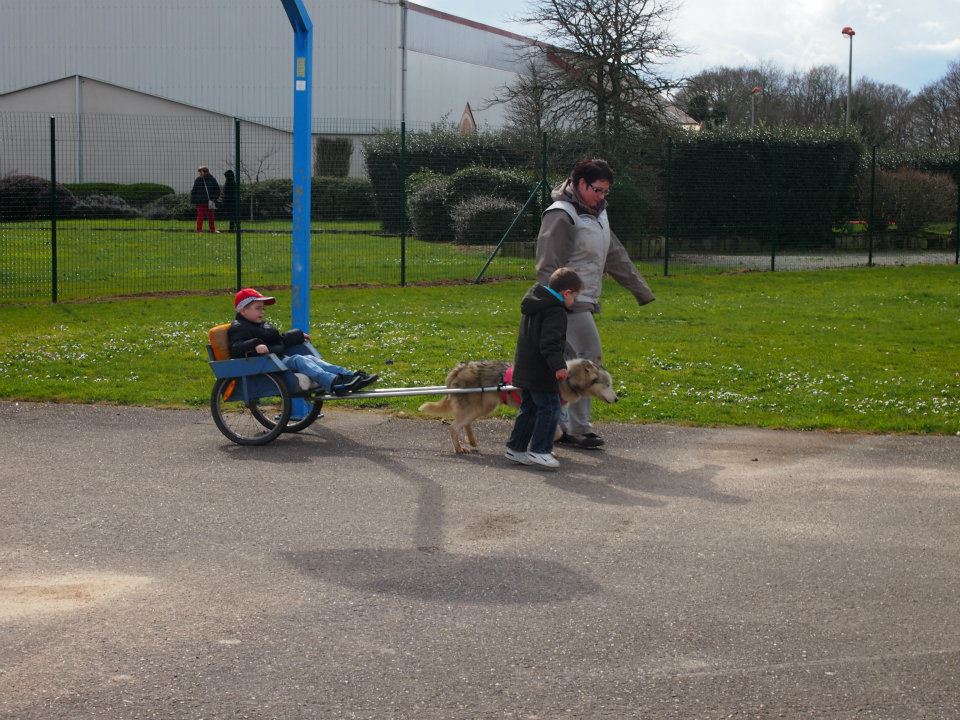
587,183,610,196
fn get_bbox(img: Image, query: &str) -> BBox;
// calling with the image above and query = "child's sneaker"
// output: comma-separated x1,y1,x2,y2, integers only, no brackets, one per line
526,451,560,469
504,448,533,465
331,374,361,395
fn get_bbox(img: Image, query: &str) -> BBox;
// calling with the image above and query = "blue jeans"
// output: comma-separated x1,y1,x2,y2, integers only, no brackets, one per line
506,389,561,455
282,354,352,392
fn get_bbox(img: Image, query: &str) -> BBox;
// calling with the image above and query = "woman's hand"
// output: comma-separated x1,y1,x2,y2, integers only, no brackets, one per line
255,344,269,354
555,368,569,381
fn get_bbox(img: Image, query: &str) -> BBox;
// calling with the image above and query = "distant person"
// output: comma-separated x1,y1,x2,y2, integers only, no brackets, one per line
227,288,379,396
190,166,221,234
536,157,655,449
220,169,239,231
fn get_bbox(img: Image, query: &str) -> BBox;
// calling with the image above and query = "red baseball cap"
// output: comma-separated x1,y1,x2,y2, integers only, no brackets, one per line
234,288,276,310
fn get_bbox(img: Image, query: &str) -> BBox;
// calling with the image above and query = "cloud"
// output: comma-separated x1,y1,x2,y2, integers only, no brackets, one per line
901,37,960,54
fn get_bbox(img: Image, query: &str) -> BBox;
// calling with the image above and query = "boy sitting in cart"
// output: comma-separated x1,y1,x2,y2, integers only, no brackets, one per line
228,288,378,396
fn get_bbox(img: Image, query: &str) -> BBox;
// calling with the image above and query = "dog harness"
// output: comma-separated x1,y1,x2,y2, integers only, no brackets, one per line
499,366,523,407
499,364,568,406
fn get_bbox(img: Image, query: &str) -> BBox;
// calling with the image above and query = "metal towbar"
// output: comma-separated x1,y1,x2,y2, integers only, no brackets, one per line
318,384,518,400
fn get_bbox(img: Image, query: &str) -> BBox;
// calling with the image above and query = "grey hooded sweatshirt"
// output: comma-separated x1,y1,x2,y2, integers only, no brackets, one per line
535,178,655,313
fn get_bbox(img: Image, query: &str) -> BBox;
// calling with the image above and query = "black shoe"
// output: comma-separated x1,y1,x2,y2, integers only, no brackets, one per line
351,372,379,391
331,374,361,396
557,432,604,449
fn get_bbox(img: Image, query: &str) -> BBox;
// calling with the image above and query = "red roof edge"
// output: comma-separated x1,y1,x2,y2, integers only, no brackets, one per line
405,2,536,46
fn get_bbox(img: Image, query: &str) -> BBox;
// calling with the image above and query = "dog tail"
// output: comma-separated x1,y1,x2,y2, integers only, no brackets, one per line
419,396,453,416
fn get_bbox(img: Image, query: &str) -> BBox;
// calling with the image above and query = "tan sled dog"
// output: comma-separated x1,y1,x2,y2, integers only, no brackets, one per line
419,359,618,454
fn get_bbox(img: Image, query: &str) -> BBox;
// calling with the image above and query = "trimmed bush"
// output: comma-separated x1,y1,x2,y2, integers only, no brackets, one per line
246,179,293,219
364,128,533,231
605,177,660,244
407,172,453,242
70,195,141,219
870,168,956,234
0,174,77,220
447,165,540,209
142,193,195,220
314,137,353,177
451,195,524,246
64,182,175,207
310,176,376,220
667,127,863,248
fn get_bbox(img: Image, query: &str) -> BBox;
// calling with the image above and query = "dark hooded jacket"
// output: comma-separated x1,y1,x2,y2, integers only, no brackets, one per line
190,173,221,206
228,314,305,358
220,171,238,216
511,283,569,393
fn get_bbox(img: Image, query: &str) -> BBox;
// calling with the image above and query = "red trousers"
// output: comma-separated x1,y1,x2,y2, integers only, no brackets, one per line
196,205,217,233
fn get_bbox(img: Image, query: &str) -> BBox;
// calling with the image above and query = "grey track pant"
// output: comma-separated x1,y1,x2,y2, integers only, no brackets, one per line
560,310,602,437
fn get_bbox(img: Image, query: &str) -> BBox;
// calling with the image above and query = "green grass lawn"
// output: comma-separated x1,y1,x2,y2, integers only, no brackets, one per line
0,219,534,300
1,265,957,434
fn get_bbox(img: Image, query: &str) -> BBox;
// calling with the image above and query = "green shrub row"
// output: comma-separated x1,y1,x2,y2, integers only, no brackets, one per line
63,182,175,207
667,127,865,246
1,176,376,222
406,165,540,244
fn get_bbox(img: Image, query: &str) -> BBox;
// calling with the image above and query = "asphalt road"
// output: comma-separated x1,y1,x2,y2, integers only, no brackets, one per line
2,401,959,719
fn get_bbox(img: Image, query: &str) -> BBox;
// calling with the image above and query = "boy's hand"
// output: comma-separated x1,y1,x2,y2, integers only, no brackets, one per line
255,344,269,354
555,368,569,381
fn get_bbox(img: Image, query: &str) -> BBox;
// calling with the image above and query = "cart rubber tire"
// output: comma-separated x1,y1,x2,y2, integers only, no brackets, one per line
211,374,291,445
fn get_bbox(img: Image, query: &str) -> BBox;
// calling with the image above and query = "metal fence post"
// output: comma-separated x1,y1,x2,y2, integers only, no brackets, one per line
664,137,672,277
541,131,548,209
771,148,779,272
868,145,877,267
400,121,407,287
50,116,58,303
955,145,959,265
234,117,242,290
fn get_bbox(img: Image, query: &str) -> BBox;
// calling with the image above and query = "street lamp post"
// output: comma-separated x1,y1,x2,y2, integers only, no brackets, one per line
750,86,762,128
842,26,855,128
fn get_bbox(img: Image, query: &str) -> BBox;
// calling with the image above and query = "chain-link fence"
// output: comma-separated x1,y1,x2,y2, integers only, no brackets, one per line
1,112,957,302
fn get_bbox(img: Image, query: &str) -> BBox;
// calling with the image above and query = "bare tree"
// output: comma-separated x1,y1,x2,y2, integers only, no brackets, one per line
851,79,913,147
783,65,846,126
906,60,960,149
673,62,787,127
498,0,686,133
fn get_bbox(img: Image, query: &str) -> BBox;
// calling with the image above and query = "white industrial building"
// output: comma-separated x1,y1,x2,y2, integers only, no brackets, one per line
0,1,535,188
0,1,693,189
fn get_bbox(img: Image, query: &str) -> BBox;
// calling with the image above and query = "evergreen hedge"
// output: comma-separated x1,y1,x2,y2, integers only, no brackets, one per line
0,175,77,221
666,128,864,248
364,128,533,231
314,137,353,177
64,182,174,207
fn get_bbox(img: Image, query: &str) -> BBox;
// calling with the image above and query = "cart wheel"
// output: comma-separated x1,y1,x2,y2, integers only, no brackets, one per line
211,374,290,445
252,395,323,433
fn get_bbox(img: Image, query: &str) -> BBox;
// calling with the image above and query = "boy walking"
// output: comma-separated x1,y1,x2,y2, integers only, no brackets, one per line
227,288,378,395
505,267,583,469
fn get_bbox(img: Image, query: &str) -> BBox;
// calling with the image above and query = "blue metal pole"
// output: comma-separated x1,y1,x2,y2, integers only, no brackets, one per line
280,0,313,335
281,0,313,418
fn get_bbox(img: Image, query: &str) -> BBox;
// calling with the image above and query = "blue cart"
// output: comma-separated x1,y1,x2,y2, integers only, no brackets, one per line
206,325,517,446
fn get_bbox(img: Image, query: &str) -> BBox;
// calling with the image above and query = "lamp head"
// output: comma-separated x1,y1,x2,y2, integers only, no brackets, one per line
841,26,856,37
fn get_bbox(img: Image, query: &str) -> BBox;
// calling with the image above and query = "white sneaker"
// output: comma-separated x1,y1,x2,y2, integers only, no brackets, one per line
504,448,533,465
527,452,560,469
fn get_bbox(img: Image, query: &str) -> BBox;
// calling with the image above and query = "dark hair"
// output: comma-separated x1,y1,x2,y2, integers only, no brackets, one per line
547,266,584,293
224,169,234,177
571,157,614,187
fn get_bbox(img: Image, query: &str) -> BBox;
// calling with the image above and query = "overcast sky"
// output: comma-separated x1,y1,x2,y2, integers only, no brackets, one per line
414,0,959,93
